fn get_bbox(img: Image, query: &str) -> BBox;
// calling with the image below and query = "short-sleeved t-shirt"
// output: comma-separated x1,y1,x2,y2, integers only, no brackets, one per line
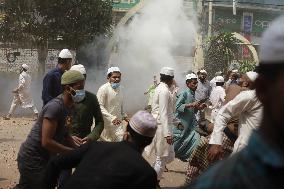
18,97,69,170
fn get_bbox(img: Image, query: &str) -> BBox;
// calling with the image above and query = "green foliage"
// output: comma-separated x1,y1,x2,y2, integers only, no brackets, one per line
238,60,256,73
204,32,240,77
0,0,113,48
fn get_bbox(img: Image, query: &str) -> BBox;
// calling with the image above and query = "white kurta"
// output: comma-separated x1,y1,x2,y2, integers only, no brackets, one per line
209,86,226,123
209,90,263,153
149,82,175,157
97,82,125,142
16,71,35,108
210,77,217,89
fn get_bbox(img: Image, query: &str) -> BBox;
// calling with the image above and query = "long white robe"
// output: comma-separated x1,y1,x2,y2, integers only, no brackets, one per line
97,82,125,142
209,90,263,153
209,86,226,123
16,71,35,108
149,82,175,157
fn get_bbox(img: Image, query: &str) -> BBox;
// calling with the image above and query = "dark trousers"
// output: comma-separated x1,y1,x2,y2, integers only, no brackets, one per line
14,159,46,189
57,169,72,189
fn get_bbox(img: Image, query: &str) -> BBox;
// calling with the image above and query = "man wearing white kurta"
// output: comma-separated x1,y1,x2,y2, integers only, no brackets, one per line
209,72,262,154
209,76,226,123
4,64,38,120
97,67,127,142
150,67,175,183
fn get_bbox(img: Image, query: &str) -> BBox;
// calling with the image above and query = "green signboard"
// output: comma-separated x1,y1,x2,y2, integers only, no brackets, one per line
112,0,140,10
214,8,282,35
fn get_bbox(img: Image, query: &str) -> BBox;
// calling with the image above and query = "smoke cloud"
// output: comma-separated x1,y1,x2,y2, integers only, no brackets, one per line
111,0,197,113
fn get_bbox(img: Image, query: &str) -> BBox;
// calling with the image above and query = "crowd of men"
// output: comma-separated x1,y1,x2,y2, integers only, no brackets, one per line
3,14,284,189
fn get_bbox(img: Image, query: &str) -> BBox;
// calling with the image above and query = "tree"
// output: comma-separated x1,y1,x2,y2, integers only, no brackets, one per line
0,0,113,75
204,32,240,77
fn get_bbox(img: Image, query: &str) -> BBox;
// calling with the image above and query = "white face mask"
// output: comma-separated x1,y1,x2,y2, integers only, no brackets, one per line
111,82,120,89
71,89,86,103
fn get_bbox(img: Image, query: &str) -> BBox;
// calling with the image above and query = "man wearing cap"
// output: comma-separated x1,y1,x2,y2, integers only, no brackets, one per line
97,66,127,142
42,49,72,106
44,111,158,189
69,64,104,143
4,64,38,120
173,73,205,161
208,71,262,160
184,15,284,189
209,76,226,124
195,69,211,123
147,67,175,185
210,71,222,89
14,70,84,189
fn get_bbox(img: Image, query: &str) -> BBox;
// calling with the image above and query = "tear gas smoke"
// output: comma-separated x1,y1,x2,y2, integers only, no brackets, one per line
111,0,197,113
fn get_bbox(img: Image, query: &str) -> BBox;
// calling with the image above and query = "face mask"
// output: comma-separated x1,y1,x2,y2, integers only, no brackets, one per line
71,89,86,103
111,83,120,89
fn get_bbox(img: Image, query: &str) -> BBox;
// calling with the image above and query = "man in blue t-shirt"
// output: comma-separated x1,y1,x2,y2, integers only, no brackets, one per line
42,49,72,106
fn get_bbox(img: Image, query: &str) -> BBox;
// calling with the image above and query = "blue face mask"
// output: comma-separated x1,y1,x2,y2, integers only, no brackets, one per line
111,83,120,89
71,89,86,103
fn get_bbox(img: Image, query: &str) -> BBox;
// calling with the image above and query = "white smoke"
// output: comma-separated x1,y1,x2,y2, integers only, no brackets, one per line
112,0,197,113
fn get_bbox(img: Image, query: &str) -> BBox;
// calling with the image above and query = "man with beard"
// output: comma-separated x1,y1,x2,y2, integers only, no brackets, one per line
184,15,284,189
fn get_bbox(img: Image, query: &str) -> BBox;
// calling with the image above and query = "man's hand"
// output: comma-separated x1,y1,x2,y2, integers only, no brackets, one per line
72,136,83,147
186,101,200,109
112,118,122,126
208,144,223,163
197,103,207,110
165,136,173,145
82,137,91,144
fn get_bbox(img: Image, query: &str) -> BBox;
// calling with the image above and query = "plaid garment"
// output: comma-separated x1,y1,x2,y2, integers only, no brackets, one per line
183,132,284,189
185,133,234,183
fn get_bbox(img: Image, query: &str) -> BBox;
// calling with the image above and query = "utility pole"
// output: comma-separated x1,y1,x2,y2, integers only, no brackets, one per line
208,0,213,37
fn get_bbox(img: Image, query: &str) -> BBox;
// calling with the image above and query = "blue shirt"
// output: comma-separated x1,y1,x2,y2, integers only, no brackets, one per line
184,131,284,189
42,67,63,106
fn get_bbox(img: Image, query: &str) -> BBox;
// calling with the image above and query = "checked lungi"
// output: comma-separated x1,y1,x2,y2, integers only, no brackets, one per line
185,134,234,183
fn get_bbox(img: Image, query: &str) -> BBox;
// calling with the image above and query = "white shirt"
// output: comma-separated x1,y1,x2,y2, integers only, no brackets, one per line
97,82,125,141
151,82,174,137
195,79,211,101
209,86,226,110
17,71,34,108
209,90,263,153
210,77,217,89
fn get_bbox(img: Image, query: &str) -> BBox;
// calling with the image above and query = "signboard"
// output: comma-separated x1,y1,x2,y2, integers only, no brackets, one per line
243,13,253,58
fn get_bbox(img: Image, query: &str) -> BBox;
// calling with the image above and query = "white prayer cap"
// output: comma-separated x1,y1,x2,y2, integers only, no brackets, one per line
129,110,157,137
260,15,284,63
215,76,224,83
70,64,86,75
186,73,197,81
22,64,29,70
160,67,174,77
59,49,73,59
199,69,207,74
107,67,121,75
246,71,258,82
215,71,222,76
232,69,238,73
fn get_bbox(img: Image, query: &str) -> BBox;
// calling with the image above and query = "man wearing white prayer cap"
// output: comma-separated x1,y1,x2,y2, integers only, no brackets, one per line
97,66,128,142
68,64,104,142
70,64,86,78
146,66,175,185
42,48,73,105
4,64,38,120
173,72,205,160
208,70,262,156
186,15,284,189
209,76,226,124
45,110,158,189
